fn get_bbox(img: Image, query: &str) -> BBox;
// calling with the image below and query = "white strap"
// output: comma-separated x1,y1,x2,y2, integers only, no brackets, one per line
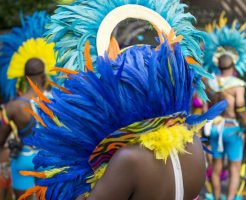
170,151,184,200
217,119,225,152
204,120,213,137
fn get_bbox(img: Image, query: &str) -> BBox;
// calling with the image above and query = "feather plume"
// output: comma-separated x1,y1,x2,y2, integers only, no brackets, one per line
22,42,225,199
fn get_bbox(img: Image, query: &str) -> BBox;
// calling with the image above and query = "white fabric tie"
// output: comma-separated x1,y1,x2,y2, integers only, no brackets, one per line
170,151,184,200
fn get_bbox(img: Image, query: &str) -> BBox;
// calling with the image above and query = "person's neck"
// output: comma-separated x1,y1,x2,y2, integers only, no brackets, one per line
220,68,234,77
23,86,44,99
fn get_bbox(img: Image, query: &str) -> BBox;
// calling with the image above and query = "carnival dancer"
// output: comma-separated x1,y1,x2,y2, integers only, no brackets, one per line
19,1,226,200
0,12,56,199
204,13,246,200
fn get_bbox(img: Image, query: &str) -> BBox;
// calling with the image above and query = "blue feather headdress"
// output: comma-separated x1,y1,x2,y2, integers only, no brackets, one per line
0,11,56,103
19,41,226,200
203,13,246,76
46,0,212,100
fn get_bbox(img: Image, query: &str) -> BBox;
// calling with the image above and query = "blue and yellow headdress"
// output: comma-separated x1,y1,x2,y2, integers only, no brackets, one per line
0,11,56,102
19,1,226,200
203,12,246,76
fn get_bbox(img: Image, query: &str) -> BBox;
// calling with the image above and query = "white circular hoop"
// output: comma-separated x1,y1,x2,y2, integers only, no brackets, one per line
96,4,172,56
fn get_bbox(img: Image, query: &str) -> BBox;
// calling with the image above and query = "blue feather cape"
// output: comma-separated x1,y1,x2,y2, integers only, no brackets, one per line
24,42,227,199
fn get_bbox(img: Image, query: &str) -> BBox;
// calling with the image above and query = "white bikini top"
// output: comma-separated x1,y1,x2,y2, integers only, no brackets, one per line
170,151,184,200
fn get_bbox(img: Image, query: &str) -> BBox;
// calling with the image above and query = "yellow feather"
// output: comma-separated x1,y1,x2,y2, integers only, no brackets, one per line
205,23,213,33
239,23,246,32
8,38,56,79
138,125,194,162
190,120,207,133
218,11,227,29
44,167,69,178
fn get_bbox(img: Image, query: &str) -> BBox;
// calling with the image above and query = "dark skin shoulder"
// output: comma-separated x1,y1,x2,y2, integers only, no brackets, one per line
0,98,32,148
77,136,206,200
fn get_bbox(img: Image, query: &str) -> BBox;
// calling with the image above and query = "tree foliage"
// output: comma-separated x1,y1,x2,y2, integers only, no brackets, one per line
0,0,72,29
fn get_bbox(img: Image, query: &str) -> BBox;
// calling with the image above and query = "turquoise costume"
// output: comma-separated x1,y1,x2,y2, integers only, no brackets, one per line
10,146,37,190
207,76,245,161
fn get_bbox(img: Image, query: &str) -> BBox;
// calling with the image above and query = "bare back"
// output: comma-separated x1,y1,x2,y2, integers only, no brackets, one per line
0,96,34,147
206,76,245,123
212,87,237,119
78,136,206,200
6,98,33,134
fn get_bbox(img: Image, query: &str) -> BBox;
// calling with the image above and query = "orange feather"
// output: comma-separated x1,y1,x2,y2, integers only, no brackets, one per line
168,29,175,42
26,77,51,103
84,41,94,72
48,80,72,94
18,186,47,200
185,56,200,65
19,171,46,178
23,108,46,127
32,98,54,119
50,67,79,75
171,35,183,44
107,37,121,61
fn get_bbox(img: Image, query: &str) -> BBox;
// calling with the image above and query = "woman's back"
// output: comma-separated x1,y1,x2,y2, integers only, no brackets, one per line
85,136,206,200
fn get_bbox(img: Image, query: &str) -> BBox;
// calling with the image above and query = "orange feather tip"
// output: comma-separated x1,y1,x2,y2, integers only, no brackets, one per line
185,57,200,65
84,41,94,72
163,29,183,45
26,77,51,103
107,37,121,61
19,170,46,178
50,67,79,75
48,80,72,94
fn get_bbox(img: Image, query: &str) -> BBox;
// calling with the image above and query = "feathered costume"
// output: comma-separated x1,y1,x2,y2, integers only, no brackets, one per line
0,11,56,103
203,13,246,76
46,0,212,101
19,1,227,199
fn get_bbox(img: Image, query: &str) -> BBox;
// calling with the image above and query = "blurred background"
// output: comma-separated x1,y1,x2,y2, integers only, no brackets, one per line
0,0,245,31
